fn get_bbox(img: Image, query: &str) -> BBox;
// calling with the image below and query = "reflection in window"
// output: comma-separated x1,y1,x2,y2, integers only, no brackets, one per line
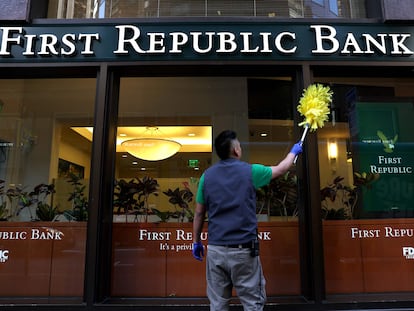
319,78,414,299
0,79,94,222
317,82,414,220
0,78,94,301
111,76,301,299
110,77,297,224
312,0,324,5
329,0,338,15
47,0,367,18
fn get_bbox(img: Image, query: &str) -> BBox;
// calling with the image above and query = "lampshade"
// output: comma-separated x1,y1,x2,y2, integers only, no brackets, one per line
121,138,181,161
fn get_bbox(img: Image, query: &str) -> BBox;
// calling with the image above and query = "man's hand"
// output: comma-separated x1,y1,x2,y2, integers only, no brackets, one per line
290,142,303,156
192,241,204,261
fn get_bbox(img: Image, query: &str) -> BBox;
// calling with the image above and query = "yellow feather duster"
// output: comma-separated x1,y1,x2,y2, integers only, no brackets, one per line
293,84,333,164
297,84,332,131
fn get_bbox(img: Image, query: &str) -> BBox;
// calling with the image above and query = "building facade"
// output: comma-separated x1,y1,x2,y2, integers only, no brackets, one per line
0,0,413,310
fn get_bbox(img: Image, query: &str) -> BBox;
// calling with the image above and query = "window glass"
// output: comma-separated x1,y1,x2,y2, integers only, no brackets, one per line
110,76,301,300
47,0,367,19
207,0,254,17
329,0,339,15
0,78,95,301
48,0,93,18
315,75,414,299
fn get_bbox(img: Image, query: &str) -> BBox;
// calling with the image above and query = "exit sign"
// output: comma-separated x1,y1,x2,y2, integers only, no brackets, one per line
188,159,199,167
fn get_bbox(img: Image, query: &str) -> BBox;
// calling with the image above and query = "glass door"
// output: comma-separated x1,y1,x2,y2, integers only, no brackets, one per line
107,75,303,303
315,74,414,300
0,77,95,302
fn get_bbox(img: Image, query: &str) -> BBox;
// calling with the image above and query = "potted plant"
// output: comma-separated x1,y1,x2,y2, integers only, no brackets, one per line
5,182,58,221
63,173,88,221
163,183,194,222
320,172,380,220
113,178,141,222
32,183,58,221
113,176,159,222
6,185,35,221
256,171,298,221
136,176,159,222
0,180,9,220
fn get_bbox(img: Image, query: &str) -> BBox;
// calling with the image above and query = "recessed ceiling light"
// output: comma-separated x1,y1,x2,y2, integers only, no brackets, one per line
122,154,128,158
119,133,127,137
132,161,138,165
260,133,268,137
140,167,146,171
188,133,196,137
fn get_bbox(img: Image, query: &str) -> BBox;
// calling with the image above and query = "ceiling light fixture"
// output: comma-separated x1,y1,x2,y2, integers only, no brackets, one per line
121,126,182,161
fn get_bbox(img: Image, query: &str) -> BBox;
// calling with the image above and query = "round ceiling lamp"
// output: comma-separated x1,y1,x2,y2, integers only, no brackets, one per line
121,127,182,161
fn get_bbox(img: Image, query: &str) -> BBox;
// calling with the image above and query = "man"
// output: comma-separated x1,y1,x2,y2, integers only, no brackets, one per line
192,129,303,311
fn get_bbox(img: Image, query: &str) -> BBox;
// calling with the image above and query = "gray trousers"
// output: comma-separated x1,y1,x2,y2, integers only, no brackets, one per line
206,245,266,311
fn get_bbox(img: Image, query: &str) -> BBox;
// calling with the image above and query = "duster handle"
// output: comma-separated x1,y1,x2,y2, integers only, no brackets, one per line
293,124,310,164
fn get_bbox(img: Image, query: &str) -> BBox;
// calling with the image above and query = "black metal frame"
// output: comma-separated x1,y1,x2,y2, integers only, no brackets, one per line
1,61,413,311
0,1,413,309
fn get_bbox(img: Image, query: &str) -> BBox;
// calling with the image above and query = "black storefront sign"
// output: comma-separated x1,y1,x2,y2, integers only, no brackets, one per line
0,22,413,63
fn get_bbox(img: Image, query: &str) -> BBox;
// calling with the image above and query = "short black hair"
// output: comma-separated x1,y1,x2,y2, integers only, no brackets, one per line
214,130,237,160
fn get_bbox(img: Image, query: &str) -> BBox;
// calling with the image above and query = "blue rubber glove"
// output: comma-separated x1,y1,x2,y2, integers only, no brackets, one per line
192,241,204,261
290,142,303,156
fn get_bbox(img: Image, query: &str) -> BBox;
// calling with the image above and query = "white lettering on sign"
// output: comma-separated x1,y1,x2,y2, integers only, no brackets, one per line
0,229,64,240
0,250,9,263
138,229,271,253
258,231,271,240
31,228,63,240
384,227,414,238
1,24,410,59
176,229,192,241
114,25,297,55
310,25,413,55
370,166,412,174
0,27,22,55
369,155,413,175
403,247,414,259
138,229,172,241
351,226,414,239
0,231,27,240
0,26,100,56
351,227,381,239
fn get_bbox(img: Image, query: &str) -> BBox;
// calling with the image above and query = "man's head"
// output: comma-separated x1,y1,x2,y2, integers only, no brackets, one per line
214,130,242,160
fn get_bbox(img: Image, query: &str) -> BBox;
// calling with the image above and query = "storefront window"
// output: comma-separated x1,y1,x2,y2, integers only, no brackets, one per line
0,78,95,302
110,76,301,300
47,0,367,19
315,76,414,298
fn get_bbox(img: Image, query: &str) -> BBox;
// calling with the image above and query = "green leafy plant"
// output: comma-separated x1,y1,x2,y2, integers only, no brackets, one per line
321,176,353,220
163,184,194,222
256,171,298,220
136,176,160,222
320,172,380,220
5,183,59,221
6,185,35,221
63,173,88,221
113,176,159,222
113,178,141,222
32,183,58,221
0,179,9,220
36,202,58,221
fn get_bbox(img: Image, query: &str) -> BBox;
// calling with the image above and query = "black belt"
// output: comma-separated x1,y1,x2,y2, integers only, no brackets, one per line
226,242,251,249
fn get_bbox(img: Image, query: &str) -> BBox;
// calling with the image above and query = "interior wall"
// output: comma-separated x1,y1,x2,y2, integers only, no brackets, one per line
118,77,251,169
